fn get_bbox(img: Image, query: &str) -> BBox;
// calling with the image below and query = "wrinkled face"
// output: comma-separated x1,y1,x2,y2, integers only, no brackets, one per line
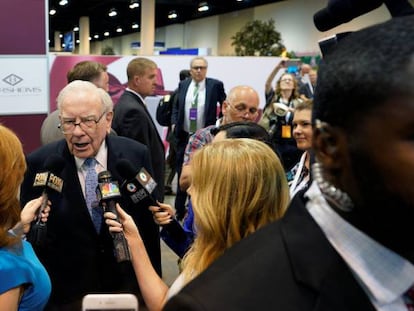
279,73,295,91
92,71,109,92
190,59,208,83
221,89,259,123
292,109,312,150
60,91,113,159
135,67,157,97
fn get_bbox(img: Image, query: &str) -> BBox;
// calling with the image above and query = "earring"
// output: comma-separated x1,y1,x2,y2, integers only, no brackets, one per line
312,162,353,212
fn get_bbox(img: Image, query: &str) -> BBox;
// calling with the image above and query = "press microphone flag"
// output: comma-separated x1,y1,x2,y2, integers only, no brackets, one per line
31,154,65,246
96,170,131,262
116,159,188,243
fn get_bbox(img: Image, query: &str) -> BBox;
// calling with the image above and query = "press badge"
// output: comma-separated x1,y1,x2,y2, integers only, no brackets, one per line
281,125,292,138
189,108,198,121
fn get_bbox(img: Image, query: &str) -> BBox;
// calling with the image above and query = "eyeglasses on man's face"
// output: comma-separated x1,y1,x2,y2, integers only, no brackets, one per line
228,103,258,116
59,111,106,134
191,66,207,71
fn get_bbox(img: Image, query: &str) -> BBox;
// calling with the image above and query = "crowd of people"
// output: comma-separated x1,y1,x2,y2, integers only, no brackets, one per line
0,13,413,311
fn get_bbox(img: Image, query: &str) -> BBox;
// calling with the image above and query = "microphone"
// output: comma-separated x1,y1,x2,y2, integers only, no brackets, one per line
31,154,65,246
313,0,384,31
115,159,188,243
96,170,131,262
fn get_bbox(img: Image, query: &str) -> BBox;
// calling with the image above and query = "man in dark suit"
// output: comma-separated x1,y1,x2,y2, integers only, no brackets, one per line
171,56,226,219
20,81,161,311
112,57,165,201
164,16,414,310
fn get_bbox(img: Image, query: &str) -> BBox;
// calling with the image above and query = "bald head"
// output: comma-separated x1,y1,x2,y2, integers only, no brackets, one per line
222,85,260,124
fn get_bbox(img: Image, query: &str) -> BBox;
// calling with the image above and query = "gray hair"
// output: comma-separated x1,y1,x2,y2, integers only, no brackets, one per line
57,80,113,112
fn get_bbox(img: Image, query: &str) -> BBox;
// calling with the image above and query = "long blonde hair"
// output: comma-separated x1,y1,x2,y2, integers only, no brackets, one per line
0,124,26,247
181,138,289,282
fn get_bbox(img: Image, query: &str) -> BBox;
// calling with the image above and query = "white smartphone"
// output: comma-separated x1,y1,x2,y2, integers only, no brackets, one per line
82,294,139,311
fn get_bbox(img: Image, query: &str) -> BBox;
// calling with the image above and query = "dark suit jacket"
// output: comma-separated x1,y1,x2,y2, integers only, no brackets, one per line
171,77,226,167
164,194,375,311
20,136,161,308
112,90,165,200
172,77,226,132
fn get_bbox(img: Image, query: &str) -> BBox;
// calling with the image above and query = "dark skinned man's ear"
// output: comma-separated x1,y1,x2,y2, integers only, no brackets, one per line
312,120,346,170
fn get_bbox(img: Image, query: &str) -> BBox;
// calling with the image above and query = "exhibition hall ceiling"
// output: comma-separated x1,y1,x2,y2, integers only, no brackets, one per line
48,0,285,44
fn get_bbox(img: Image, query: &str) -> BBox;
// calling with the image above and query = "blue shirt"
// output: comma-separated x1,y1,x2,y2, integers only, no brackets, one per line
0,239,51,311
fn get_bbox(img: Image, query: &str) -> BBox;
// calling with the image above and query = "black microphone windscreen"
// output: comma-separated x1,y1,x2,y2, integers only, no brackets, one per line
314,0,384,31
44,154,66,174
116,159,138,180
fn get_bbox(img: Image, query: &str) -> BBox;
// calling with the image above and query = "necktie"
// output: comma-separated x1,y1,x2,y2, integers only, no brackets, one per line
84,158,102,233
189,83,199,133
404,286,414,311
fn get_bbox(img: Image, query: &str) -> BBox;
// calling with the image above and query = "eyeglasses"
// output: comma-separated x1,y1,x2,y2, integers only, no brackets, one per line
191,66,207,71
59,111,106,134
228,103,258,116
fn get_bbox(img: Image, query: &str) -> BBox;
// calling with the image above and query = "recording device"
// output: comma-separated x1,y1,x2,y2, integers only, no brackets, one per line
116,159,188,243
96,170,131,262
313,0,384,31
82,294,138,311
31,154,65,246
273,102,290,117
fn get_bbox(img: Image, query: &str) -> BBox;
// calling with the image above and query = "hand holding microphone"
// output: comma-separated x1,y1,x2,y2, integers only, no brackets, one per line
31,154,65,246
149,202,175,226
116,159,188,243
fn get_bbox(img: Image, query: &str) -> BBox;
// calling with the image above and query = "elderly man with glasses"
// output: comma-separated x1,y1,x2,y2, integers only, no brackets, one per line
20,80,161,311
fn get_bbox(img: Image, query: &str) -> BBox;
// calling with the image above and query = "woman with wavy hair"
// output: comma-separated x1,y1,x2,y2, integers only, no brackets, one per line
0,124,51,310
104,138,289,311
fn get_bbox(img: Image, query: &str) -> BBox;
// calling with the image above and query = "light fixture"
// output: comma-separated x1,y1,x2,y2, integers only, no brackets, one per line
59,33,63,38
129,0,139,9
108,8,117,17
132,23,139,29
76,39,80,44
73,26,79,32
168,10,178,19
94,34,99,39
198,1,209,12
116,27,123,33
49,8,57,15
59,0,68,6
104,31,110,37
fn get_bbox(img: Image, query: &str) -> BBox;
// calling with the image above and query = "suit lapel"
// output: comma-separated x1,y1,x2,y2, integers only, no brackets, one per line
282,195,375,311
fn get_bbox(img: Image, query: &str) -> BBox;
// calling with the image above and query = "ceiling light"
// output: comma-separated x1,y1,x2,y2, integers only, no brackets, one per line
59,0,68,6
76,39,80,44
129,0,139,9
104,32,110,37
49,9,57,15
89,37,92,41
108,8,117,17
73,26,79,32
132,23,139,29
168,10,178,19
94,34,99,39
198,2,209,12
116,27,123,33
59,33,63,38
